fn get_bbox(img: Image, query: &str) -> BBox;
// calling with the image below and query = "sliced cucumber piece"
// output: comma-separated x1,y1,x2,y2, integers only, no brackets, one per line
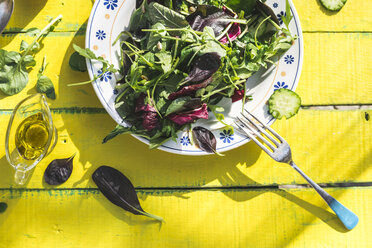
320,0,347,11
268,88,301,120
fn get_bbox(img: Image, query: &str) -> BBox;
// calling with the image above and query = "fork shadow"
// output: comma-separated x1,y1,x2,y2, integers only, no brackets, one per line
218,168,348,233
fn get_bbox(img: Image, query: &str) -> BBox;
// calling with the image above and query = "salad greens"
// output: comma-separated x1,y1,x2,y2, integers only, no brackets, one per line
76,0,296,152
0,15,62,96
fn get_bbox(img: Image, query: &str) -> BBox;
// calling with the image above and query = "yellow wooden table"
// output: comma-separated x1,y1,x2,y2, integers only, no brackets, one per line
0,0,371,247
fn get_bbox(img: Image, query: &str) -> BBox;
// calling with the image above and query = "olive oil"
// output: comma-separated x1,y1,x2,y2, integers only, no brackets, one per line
15,113,49,160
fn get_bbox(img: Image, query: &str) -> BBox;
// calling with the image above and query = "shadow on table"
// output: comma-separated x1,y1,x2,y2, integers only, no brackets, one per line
0,0,47,47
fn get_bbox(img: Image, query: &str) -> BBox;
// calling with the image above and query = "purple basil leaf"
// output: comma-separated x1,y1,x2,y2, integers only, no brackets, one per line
92,166,164,222
192,126,217,154
185,53,221,83
44,155,74,185
186,5,231,37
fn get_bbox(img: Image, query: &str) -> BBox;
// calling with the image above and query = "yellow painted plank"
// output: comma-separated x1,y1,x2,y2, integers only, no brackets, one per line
3,0,93,33
293,0,372,32
0,32,371,108
3,0,372,33
298,33,372,105
0,187,370,248
0,109,370,188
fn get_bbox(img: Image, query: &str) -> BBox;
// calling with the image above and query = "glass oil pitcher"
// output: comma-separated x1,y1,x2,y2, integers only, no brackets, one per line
5,94,57,185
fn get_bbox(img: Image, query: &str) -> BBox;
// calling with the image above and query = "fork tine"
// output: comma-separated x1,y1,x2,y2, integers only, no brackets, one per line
237,116,276,152
243,109,284,142
240,112,281,147
235,119,273,155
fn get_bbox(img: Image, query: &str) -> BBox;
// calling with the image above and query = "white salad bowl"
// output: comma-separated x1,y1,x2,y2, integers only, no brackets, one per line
85,0,303,155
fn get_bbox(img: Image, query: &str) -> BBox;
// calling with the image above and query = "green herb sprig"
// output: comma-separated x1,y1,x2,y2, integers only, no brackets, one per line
0,15,62,95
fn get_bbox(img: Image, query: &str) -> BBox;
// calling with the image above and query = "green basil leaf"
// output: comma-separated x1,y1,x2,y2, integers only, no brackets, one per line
0,65,28,95
36,75,56,99
69,51,87,72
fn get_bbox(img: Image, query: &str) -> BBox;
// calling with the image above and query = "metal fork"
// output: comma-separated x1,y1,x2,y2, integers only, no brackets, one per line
234,109,359,230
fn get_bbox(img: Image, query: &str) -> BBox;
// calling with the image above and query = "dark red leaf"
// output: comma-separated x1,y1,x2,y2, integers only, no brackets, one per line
168,76,213,100
168,103,208,125
134,94,158,131
142,111,158,131
232,89,245,102
219,22,241,44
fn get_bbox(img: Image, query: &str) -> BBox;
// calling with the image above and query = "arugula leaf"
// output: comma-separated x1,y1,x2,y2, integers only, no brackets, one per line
102,125,131,144
281,0,293,29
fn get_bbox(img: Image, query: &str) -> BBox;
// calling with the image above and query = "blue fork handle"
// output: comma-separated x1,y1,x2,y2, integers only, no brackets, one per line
290,161,359,230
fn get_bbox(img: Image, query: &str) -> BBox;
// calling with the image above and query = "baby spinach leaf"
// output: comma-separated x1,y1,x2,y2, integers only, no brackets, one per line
146,23,166,50
129,0,149,36
0,65,28,95
69,51,87,72
226,0,256,15
148,2,189,28
37,76,56,99
92,166,164,222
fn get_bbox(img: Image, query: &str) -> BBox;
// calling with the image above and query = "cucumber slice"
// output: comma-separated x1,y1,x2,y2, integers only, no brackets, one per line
320,0,347,11
268,89,301,120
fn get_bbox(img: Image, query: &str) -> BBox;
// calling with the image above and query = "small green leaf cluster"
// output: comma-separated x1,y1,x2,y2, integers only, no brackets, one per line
0,15,62,96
